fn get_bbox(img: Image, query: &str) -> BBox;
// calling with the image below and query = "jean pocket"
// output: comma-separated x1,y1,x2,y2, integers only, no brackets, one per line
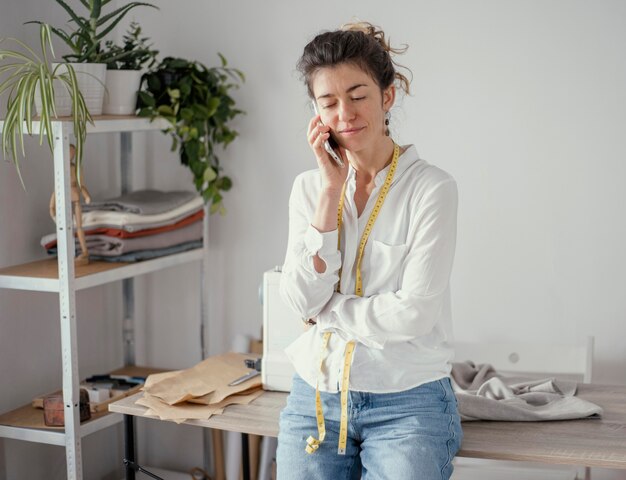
284,374,315,412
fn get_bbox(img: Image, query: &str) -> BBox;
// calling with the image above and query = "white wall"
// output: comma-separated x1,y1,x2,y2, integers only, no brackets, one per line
1,0,625,479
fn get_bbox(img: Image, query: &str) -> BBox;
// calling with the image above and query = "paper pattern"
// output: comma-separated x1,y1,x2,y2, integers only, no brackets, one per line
136,352,262,423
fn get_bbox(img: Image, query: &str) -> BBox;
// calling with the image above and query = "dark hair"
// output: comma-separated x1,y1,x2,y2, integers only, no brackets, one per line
297,22,411,98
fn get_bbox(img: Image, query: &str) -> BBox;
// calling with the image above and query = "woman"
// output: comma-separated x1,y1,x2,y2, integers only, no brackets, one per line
278,22,462,479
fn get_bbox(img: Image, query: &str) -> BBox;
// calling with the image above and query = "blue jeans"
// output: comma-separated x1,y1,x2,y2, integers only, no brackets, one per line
276,374,463,480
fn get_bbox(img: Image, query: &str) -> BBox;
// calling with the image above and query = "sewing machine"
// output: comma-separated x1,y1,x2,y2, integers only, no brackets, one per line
261,268,301,392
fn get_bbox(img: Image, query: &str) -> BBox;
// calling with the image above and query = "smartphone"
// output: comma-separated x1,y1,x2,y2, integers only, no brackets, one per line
311,101,344,167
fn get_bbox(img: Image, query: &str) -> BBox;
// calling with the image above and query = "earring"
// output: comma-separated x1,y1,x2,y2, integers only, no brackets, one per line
384,111,390,136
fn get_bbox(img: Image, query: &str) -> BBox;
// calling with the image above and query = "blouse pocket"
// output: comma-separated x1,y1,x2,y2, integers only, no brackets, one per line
365,240,409,295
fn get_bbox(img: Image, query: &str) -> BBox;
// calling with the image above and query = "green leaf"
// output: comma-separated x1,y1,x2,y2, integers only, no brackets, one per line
137,90,155,107
180,107,194,122
157,104,174,116
40,24,54,65
136,107,153,117
1,45,38,64
92,0,102,20
24,75,38,134
210,201,221,215
203,166,217,183
217,176,232,191
184,140,199,163
96,3,158,39
206,97,220,117
54,0,88,30
96,1,155,26
222,130,237,146
39,64,54,152
168,58,189,69
179,81,191,97
146,74,161,91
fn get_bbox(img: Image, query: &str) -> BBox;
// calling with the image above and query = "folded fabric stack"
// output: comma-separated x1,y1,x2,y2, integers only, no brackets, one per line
41,190,204,262
139,352,263,423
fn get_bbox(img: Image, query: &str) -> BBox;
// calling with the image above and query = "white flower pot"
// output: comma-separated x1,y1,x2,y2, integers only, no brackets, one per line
103,70,143,115
34,78,73,117
54,62,107,115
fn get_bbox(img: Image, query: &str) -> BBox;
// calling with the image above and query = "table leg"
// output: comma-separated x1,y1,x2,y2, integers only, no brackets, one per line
242,433,250,480
124,414,136,480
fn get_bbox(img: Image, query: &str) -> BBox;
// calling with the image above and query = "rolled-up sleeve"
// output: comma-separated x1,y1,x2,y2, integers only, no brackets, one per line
280,175,341,319
316,179,458,349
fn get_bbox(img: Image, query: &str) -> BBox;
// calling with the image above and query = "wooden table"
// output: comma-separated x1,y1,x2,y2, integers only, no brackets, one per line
109,383,626,478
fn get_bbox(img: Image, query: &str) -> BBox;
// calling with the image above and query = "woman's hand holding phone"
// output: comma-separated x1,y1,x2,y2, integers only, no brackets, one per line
307,110,348,255
311,101,345,165
307,110,348,195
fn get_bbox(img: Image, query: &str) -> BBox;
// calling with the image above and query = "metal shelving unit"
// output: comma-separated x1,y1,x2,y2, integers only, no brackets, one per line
0,115,209,479
0,406,125,446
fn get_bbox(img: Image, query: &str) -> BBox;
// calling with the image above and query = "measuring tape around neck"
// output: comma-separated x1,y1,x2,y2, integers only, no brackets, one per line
306,143,400,456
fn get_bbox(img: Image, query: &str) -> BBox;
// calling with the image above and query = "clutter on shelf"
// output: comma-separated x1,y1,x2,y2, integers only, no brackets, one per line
32,368,164,428
43,389,91,427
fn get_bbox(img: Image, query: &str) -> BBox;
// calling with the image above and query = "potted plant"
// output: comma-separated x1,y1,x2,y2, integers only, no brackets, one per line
0,24,92,185
137,56,244,213
28,0,157,115
100,22,158,115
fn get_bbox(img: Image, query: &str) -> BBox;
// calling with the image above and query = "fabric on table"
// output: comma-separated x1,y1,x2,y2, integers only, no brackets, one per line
81,189,198,215
451,361,603,421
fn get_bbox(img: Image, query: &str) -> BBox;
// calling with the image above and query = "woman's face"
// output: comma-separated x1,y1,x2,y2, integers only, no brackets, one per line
311,63,395,154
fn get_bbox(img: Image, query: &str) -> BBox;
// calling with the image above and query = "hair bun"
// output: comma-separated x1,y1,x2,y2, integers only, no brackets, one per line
340,21,389,52
339,21,411,94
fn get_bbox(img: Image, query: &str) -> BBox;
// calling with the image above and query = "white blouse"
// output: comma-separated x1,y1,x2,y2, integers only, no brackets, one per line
280,145,458,393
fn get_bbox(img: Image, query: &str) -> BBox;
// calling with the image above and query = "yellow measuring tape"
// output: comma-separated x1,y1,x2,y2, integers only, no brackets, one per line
305,331,332,454
306,143,400,456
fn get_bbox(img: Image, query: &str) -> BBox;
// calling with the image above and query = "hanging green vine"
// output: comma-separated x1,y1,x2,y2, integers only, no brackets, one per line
137,55,244,214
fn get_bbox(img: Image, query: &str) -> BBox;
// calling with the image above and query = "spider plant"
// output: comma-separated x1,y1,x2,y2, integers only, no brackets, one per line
0,24,92,186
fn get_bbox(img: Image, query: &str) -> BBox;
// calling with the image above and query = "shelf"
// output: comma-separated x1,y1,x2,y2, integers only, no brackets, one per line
0,115,169,136
0,405,123,446
0,111,208,478
0,366,166,446
0,249,203,292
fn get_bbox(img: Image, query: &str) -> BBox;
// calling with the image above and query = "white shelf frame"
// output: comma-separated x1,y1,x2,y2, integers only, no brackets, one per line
0,115,168,135
0,249,203,292
0,412,124,446
0,116,209,479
